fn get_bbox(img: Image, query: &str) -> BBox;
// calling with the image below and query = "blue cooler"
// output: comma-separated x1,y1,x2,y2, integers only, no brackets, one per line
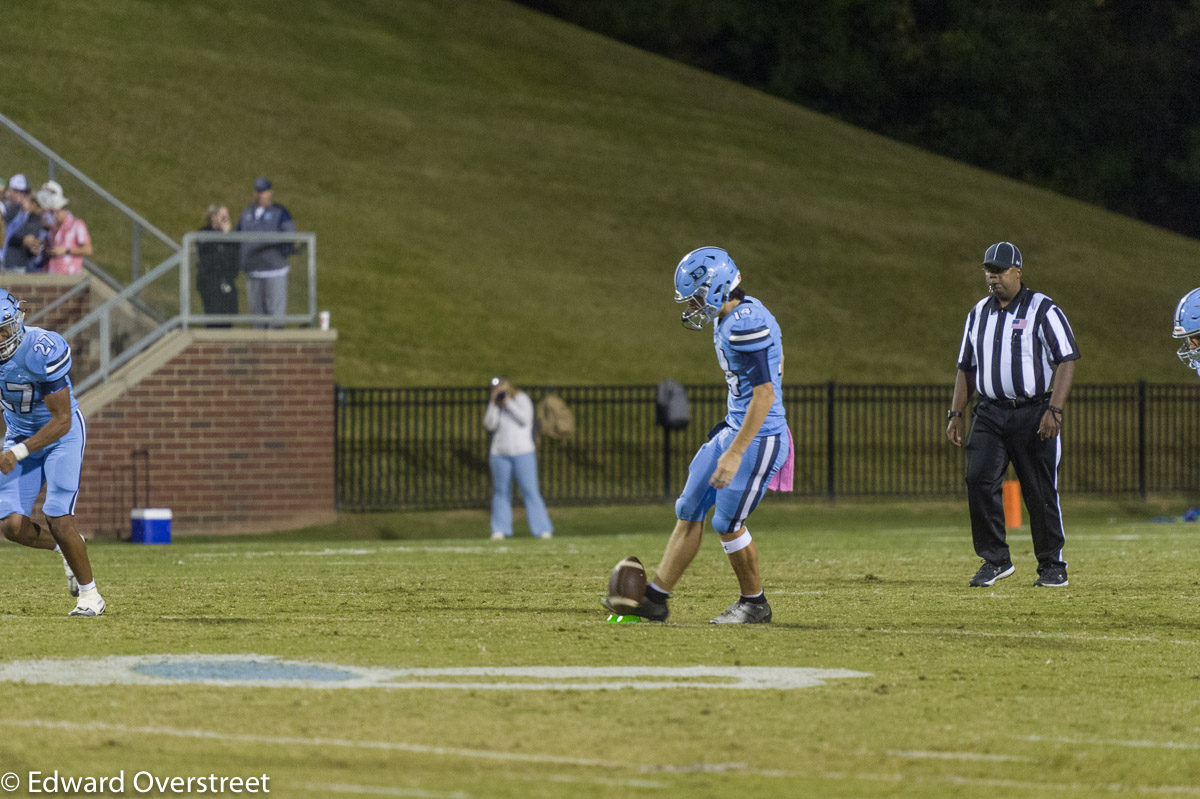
131,508,172,544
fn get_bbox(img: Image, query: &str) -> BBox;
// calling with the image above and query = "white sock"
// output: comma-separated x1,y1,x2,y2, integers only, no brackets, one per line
77,581,96,593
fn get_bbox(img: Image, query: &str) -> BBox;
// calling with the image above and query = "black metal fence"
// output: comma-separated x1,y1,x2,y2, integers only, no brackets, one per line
334,382,1200,511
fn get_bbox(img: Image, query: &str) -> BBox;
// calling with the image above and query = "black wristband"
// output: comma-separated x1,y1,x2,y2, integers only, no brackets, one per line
947,410,963,420
1048,405,1063,417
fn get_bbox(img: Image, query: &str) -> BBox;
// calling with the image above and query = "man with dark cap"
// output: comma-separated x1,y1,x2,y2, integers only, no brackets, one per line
945,242,1080,589
236,177,296,328
2,175,33,271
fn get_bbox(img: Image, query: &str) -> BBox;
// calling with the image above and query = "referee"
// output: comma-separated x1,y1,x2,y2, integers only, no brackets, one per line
945,242,1079,588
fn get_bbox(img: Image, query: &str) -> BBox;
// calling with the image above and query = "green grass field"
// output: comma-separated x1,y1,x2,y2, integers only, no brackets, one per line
2,499,1198,798
5,0,1200,386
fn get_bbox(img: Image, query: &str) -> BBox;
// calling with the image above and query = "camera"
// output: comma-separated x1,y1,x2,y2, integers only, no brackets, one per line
495,391,507,402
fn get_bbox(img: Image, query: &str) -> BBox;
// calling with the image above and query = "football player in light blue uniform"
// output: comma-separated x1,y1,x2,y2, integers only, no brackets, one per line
0,292,104,616
604,247,789,624
1173,287,1200,376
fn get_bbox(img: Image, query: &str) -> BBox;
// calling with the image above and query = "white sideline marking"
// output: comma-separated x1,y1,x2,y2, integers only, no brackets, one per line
884,749,1029,762
0,655,871,691
815,771,1200,795
7,720,1196,795
850,626,1200,647
541,774,667,789
299,785,467,799
189,546,495,558
1024,734,1200,751
2,720,739,773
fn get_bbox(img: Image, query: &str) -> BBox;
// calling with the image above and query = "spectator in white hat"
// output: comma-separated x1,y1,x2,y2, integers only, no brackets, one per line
40,190,91,276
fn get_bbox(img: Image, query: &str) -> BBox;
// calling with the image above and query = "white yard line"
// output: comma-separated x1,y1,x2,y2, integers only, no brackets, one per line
5,720,1195,795
3,719,665,769
0,657,871,691
848,626,1200,647
884,749,1030,762
1023,734,1200,751
297,785,467,799
189,546,497,558
815,771,1200,795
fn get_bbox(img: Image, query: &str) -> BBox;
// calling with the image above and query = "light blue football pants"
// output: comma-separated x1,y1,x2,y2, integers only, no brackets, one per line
0,408,87,519
489,452,553,537
675,425,789,534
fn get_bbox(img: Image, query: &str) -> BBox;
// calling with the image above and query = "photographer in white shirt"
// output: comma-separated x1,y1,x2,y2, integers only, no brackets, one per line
483,377,553,540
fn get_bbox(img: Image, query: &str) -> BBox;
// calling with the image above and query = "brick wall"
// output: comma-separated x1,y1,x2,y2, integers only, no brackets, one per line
3,275,93,332
77,329,337,537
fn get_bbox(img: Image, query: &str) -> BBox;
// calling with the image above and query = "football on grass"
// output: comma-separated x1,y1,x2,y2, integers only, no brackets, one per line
606,556,647,611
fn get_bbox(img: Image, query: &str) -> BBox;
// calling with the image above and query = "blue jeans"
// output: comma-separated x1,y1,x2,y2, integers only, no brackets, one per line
489,452,552,537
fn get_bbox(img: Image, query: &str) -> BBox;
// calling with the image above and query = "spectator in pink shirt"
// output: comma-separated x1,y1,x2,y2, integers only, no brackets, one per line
38,189,91,275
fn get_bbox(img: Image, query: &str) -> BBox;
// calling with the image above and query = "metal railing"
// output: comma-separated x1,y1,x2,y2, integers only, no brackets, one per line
25,277,93,326
334,382,1200,511
63,232,318,394
181,231,318,328
0,110,179,283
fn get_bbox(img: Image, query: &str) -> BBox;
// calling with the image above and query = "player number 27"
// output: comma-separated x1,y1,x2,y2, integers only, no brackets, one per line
0,382,34,414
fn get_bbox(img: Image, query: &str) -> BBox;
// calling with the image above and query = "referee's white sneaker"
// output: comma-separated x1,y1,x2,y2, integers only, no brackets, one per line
969,561,1015,587
69,589,105,617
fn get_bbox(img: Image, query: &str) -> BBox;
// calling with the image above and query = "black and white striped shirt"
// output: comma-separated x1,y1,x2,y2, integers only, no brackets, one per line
956,285,1080,400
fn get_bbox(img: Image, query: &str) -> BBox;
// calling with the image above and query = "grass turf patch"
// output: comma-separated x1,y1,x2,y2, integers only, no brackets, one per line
2,500,1199,797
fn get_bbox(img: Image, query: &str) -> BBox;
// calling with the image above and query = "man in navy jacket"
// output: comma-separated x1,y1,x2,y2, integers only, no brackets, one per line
236,177,296,328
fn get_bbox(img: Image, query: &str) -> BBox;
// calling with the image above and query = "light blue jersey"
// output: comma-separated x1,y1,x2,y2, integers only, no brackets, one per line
0,326,78,437
0,325,85,518
713,296,786,435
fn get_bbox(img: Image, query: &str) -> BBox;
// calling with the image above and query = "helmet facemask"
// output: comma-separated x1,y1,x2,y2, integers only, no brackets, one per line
0,299,24,362
1176,334,1200,373
675,274,717,330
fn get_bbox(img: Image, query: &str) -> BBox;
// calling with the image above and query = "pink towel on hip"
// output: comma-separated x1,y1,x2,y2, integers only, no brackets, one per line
767,426,794,492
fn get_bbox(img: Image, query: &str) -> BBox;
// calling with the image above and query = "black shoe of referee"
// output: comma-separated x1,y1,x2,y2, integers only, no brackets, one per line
1033,566,1068,587
969,561,1015,587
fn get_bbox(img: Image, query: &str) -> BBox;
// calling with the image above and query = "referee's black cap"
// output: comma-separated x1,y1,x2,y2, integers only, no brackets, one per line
983,241,1022,270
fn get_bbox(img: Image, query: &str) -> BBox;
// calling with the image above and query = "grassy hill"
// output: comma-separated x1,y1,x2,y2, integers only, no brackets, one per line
4,0,1198,386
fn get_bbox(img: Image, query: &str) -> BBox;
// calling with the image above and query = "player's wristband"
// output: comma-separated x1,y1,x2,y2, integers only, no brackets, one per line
8,443,29,462
1048,405,1064,417
946,410,963,420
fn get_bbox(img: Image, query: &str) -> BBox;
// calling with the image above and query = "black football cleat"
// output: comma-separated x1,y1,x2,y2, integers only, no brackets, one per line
969,561,1015,587
601,595,668,622
1033,566,1068,587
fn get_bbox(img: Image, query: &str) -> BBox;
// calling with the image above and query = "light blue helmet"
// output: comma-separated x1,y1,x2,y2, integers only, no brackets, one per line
673,246,741,330
0,292,24,362
1173,287,1200,373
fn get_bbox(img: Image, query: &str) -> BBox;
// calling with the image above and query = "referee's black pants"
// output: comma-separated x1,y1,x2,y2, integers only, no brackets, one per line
964,399,1067,573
